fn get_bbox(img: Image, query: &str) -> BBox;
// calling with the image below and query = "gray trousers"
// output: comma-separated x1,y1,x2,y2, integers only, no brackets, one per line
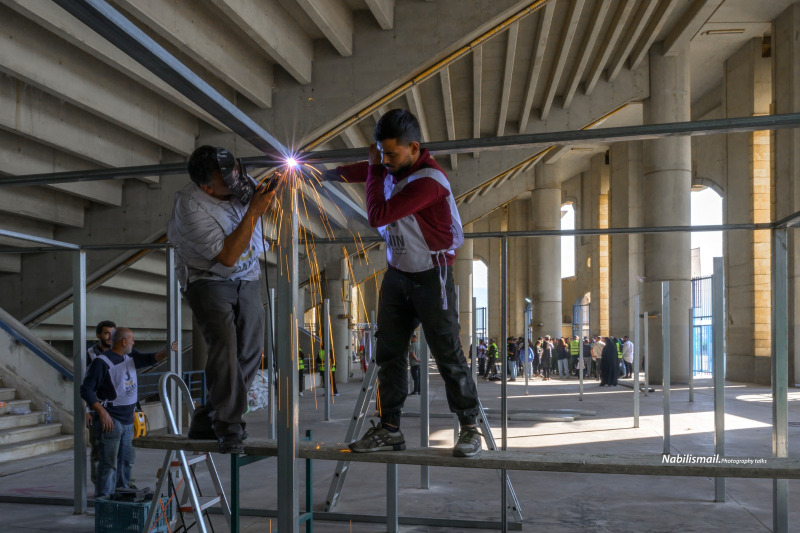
185,279,264,438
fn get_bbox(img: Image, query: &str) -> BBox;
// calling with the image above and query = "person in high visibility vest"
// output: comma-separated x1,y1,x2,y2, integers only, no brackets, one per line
298,348,305,397
317,348,339,396
569,336,580,377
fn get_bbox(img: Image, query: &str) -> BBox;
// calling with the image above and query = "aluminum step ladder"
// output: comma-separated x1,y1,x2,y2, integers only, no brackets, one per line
324,346,523,522
143,372,231,533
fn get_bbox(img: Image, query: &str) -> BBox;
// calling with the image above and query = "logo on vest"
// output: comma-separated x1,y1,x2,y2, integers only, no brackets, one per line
124,369,136,397
387,234,406,254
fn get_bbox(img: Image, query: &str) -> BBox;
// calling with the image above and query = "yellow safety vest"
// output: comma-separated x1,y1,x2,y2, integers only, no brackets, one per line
298,353,305,370
569,340,580,356
318,350,325,371
616,341,623,359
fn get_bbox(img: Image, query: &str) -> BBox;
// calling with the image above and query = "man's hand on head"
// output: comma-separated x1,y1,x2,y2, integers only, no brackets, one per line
368,144,381,166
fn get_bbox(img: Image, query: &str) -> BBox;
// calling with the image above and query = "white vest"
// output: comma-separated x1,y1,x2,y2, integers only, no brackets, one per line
97,354,138,407
377,168,464,273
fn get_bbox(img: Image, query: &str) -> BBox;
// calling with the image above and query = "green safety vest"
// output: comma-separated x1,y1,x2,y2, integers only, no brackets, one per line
317,350,325,371
298,353,305,370
616,341,623,359
569,340,580,356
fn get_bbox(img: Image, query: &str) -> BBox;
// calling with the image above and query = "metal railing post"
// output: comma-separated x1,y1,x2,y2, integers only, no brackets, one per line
772,229,789,533
662,282,670,456
73,249,87,515
712,257,725,502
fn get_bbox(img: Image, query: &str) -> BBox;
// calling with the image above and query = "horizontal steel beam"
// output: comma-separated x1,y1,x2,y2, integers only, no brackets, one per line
0,229,79,250
8,112,800,186
51,0,288,157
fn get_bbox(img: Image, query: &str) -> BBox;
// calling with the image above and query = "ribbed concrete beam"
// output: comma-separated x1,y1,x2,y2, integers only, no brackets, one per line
0,74,161,169
102,271,168,297
629,0,681,72
440,67,458,170
210,0,313,85
0,254,20,273
0,130,122,206
472,45,483,158
296,0,354,57
663,0,724,57
607,0,658,83
540,0,585,121
519,0,555,133
497,22,520,137
0,186,85,227
562,0,611,109
406,87,431,142
584,0,635,96
365,0,394,30
1,0,227,132
111,0,274,108
340,126,369,149
0,213,54,247
0,5,196,156
458,170,534,225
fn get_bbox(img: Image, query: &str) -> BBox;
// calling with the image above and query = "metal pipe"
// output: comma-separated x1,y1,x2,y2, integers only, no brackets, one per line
0,228,79,249
72,250,87,515
524,304,530,395
712,257,725,502
472,297,478,385
662,282,671,456
688,305,694,403
644,312,649,398
324,298,331,421
277,183,300,533
578,305,584,401
166,247,181,432
387,464,398,533
268,287,276,440
419,328,430,489
772,229,789,533
500,237,508,532
633,295,640,428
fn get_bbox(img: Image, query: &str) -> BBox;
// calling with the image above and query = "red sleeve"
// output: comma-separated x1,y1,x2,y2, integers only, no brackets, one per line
334,161,371,183
365,165,448,227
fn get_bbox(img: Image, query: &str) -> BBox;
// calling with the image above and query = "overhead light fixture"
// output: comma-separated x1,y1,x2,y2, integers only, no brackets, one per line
703,29,745,36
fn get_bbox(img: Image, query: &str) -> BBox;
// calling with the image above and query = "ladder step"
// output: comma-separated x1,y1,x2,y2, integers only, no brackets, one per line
180,496,221,513
172,454,207,467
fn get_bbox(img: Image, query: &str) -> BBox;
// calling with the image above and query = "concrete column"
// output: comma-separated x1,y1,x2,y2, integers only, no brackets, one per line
724,38,772,384
454,224,474,354
586,155,610,337
324,277,350,383
774,4,800,386
507,201,529,337
609,141,644,336
642,42,692,384
487,209,507,340
530,162,562,339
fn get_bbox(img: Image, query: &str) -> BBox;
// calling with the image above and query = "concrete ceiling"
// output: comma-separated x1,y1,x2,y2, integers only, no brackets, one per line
0,0,796,322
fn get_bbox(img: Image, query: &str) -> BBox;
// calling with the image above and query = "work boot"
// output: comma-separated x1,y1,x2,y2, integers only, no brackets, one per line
218,434,244,454
348,421,406,453
188,405,215,440
453,425,483,458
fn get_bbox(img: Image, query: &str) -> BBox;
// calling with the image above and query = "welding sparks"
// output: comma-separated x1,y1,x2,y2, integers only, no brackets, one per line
286,156,299,169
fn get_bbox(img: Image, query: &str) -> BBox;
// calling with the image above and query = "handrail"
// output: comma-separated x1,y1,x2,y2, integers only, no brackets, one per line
0,313,73,381
158,371,196,435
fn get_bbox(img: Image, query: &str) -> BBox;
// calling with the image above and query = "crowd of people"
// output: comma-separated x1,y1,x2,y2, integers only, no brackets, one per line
474,335,636,387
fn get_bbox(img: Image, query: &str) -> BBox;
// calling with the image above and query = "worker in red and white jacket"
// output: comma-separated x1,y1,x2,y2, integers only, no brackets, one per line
331,109,482,458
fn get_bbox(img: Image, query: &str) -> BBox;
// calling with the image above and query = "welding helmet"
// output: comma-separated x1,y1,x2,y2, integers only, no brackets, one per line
216,147,256,204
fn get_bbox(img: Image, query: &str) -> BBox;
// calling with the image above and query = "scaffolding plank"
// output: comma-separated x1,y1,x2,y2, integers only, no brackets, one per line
135,434,800,479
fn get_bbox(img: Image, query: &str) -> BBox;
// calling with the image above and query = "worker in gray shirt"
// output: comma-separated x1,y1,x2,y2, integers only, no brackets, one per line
167,145,275,454
408,333,421,395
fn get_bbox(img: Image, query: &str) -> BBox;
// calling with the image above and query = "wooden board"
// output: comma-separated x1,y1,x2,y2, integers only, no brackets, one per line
134,432,800,480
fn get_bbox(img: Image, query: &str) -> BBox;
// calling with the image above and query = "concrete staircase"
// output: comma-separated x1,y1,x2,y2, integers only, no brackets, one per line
0,387,71,464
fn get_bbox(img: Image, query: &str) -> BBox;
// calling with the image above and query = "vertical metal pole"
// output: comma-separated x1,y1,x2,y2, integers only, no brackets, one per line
305,429,313,533
500,237,508,532
472,297,478,384
277,183,300,533
72,250,87,515
387,464,398,533
712,257,725,502
524,305,530,395
454,286,461,443
166,247,181,431
324,299,331,421
772,229,789,533
689,306,694,403
578,305,584,401
419,328,430,489
231,455,240,533
268,287,276,440
643,312,649,397
633,295,640,428
662,282,671,456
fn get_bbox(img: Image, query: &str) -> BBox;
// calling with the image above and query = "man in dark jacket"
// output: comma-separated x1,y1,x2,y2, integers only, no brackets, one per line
335,110,482,457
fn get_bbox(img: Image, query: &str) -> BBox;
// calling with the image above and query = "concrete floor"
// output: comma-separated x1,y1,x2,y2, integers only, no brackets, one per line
1,366,799,532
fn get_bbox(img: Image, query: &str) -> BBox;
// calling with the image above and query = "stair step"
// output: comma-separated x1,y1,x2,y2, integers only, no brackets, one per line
0,389,15,402
0,399,31,415
0,435,73,464
0,411,43,431
179,496,221,513
0,423,63,446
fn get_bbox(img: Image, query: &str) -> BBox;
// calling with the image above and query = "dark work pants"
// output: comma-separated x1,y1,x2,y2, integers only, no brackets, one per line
185,279,264,438
376,267,480,427
410,365,420,394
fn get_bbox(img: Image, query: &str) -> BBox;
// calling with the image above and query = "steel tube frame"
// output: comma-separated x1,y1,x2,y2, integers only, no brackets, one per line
524,303,531,395
166,247,181,432
268,288,276,440
419,328,430,489
323,299,331,421
72,250,87,515
644,312,649,397
578,306,584,401
13,112,800,185
500,237,508,532
713,257,725,502
689,305,694,403
772,229,789,533
277,184,300,533
472,297,479,385
662,282,671,456
633,295,640,428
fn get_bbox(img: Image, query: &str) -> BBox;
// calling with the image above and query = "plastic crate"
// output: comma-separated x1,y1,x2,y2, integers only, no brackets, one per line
95,496,173,533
